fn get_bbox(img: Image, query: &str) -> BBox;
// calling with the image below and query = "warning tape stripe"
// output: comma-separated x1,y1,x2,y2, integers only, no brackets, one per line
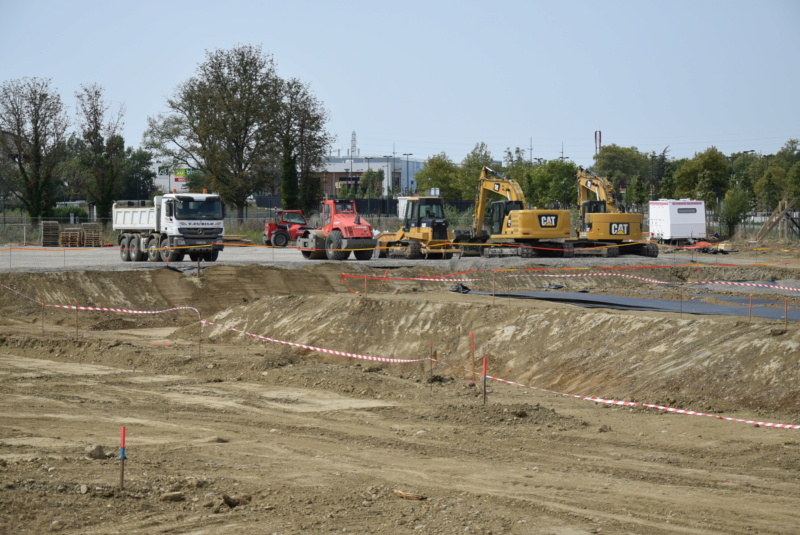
201,320,428,364
429,359,799,428
45,304,201,317
343,270,800,293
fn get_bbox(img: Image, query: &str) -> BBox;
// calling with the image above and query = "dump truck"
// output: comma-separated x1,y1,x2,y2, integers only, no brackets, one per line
296,199,376,260
113,193,225,263
262,209,314,247
376,196,460,259
573,167,659,257
454,166,573,257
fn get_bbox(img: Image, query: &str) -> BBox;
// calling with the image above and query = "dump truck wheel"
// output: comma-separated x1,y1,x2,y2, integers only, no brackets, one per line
160,237,179,263
119,235,131,262
129,234,146,262
326,230,351,260
272,231,289,248
147,237,162,262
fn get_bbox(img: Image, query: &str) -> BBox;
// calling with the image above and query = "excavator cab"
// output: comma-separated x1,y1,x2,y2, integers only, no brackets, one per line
487,200,523,235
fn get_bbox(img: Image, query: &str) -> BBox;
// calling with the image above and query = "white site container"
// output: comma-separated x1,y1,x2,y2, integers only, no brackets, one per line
648,199,707,242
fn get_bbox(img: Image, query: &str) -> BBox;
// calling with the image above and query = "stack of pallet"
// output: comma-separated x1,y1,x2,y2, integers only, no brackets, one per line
82,223,102,247
59,228,83,247
42,221,60,246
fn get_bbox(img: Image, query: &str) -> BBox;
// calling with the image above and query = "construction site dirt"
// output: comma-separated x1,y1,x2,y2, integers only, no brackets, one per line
1,243,799,534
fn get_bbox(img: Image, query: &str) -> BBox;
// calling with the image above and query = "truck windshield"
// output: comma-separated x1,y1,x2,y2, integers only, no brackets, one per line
175,199,223,220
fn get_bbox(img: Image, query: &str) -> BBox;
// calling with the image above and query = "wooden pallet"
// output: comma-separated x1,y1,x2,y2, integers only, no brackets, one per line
42,221,60,246
59,229,83,247
82,223,102,247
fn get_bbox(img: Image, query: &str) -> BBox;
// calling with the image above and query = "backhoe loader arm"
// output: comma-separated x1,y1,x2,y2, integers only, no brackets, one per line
577,167,618,213
472,167,528,236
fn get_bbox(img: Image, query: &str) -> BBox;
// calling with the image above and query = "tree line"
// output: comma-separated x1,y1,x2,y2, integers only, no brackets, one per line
0,45,331,224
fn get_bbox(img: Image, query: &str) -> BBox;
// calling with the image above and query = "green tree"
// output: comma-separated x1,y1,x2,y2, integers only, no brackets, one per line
277,78,332,213
503,147,535,195
358,168,382,199
626,175,648,211
414,153,460,200
0,77,69,222
144,45,284,221
754,167,786,212
593,144,648,186
719,186,751,238
120,148,156,200
280,153,299,209
454,143,494,200
658,168,676,199
57,134,92,202
182,168,212,194
673,147,729,205
74,83,126,223
647,147,671,198
771,139,800,172
786,162,800,201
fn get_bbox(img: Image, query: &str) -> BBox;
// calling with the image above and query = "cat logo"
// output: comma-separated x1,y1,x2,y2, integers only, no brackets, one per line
610,223,630,235
539,215,558,228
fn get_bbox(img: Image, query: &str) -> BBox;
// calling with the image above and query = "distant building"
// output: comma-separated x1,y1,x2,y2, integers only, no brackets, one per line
319,155,421,198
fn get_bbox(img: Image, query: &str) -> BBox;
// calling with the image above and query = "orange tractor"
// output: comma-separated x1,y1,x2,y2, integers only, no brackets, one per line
296,199,377,260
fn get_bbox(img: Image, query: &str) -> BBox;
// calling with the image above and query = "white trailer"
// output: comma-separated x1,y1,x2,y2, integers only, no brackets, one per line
112,193,225,263
648,199,706,243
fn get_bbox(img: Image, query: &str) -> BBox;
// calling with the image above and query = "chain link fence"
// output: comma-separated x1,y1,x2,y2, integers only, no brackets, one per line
0,208,794,246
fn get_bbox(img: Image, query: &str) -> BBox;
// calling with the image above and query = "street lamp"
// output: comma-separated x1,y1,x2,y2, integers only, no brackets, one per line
402,153,412,194
364,157,373,196
383,156,391,196
559,155,570,208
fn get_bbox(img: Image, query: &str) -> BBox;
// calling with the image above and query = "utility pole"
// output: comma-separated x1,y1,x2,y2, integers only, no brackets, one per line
529,137,533,165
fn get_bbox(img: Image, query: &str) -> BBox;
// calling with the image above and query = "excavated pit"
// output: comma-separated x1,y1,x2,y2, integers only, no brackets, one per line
1,263,799,414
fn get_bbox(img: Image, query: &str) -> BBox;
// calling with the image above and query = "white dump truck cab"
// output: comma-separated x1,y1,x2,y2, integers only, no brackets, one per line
113,193,225,263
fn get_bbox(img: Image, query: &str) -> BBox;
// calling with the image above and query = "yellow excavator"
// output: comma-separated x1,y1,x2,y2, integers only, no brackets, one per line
455,166,573,257
573,167,659,257
377,196,461,259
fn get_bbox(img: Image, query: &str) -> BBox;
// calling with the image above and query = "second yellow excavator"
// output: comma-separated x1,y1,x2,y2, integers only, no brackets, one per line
572,167,659,257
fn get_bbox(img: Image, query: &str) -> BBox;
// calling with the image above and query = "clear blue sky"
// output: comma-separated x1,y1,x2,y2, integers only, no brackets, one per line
3,0,798,168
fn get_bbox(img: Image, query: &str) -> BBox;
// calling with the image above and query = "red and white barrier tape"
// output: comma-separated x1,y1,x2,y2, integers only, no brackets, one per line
201,320,428,364
430,359,799,429
45,303,201,318
344,270,800,293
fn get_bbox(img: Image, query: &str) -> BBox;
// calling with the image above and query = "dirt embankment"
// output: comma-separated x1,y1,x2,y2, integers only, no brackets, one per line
2,260,800,534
